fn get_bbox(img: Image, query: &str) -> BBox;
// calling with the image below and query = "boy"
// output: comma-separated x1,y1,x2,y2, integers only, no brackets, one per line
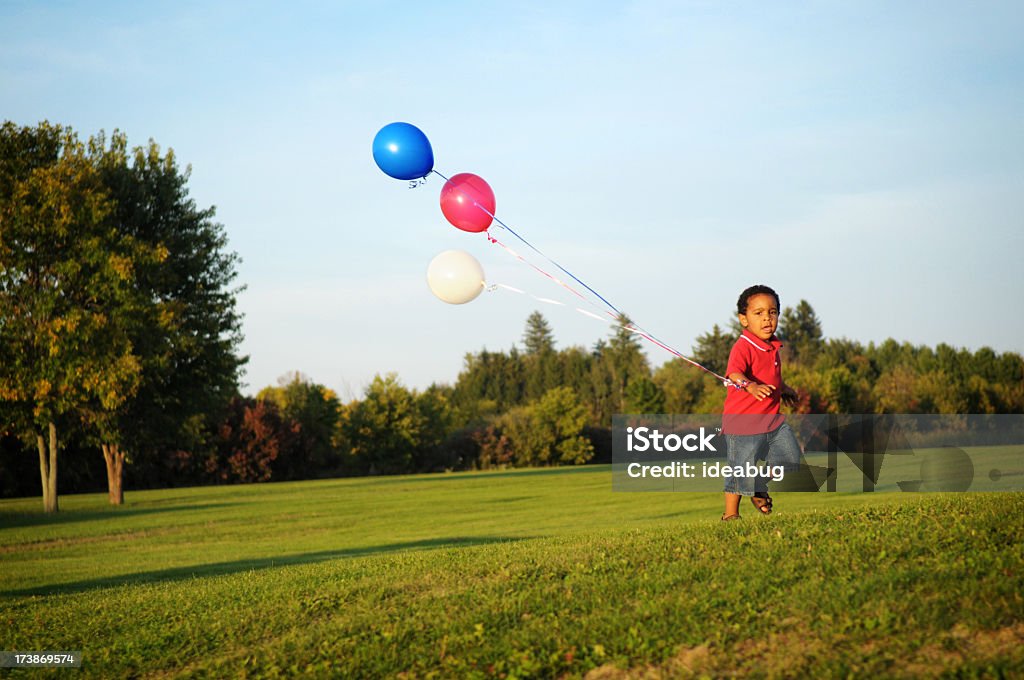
721,285,801,521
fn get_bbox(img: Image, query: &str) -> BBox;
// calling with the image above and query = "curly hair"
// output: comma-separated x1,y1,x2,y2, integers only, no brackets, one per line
737,284,780,315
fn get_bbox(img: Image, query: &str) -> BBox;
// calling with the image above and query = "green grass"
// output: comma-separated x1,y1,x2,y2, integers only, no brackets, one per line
1,466,1022,678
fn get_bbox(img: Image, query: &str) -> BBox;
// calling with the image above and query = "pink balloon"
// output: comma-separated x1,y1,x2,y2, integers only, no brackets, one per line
439,173,496,233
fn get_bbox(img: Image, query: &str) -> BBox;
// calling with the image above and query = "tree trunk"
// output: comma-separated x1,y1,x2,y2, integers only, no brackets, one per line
37,422,59,513
37,434,49,511
102,443,125,505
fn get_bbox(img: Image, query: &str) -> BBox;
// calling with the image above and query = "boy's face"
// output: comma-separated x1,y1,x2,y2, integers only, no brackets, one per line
739,293,779,341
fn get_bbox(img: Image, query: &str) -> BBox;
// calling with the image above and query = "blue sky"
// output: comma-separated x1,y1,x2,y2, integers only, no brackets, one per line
3,1,1022,399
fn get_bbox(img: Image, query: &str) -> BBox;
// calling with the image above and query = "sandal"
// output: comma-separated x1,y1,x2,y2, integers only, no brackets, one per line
721,514,741,521
751,492,773,515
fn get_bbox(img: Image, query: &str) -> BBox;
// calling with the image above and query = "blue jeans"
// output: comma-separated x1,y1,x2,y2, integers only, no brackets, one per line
723,422,802,496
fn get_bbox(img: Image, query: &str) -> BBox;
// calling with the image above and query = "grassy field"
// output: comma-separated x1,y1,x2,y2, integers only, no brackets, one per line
1,465,1022,677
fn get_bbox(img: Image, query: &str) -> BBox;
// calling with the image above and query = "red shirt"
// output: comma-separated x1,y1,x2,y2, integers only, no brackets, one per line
722,329,784,433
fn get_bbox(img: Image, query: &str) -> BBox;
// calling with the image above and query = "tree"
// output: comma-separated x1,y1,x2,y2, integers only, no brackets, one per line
624,376,666,414
522,311,559,401
409,383,455,472
340,373,425,475
472,424,514,469
778,300,824,365
691,324,735,377
872,365,920,413
593,315,650,420
522,310,556,355
89,132,245,503
205,396,298,483
500,387,593,466
653,359,709,413
259,372,341,479
0,122,145,512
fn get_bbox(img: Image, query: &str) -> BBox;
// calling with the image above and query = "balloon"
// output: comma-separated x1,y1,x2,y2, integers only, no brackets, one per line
427,250,485,304
372,122,434,180
439,173,495,233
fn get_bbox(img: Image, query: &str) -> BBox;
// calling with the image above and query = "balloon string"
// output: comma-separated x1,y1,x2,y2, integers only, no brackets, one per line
432,170,622,319
490,283,566,307
485,231,591,306
488,230,731,386
488,282,732,385
432,169,735,388
432,169,616,318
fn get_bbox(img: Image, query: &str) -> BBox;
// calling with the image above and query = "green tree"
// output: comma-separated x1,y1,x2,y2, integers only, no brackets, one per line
452,347,527,422
597,315,650,420
259,372,341,479
691,324,734,377
412,384,455,472
340,373,424,475
500,387,593,466
653,359,709,413
778,300,824,364
0,122,145,512
89,132,245,503
522,312,560,401
522,310,555,355
559,346,592,395
872,365,920,413
819,365,872,413
624,376,666,413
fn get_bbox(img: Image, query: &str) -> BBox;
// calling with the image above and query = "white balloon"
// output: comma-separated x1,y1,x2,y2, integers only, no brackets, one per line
426,250,486,304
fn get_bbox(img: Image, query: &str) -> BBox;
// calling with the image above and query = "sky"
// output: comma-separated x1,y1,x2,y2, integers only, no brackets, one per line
2,1,1022,400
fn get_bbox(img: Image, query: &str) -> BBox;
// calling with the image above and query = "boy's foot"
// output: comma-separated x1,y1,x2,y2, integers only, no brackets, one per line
721,514,741,521
751,493,773,515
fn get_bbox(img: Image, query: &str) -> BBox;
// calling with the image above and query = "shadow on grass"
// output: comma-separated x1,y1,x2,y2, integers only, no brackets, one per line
0,502,244,530
347,466,606,487
2,535,534,598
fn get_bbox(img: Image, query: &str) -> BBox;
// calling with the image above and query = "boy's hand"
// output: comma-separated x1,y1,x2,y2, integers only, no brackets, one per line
745,383,776,401
780,385,799,407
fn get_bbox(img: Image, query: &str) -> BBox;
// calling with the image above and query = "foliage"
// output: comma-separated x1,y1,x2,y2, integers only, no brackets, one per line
339,373,452,475
624,376,666,413
451,348,525,423
0,121,246,506
499,386,594,466
0,123,144,433
86,130,244,501
2,119,1020,500
690,323,734,377
522,310,555,355
522,312,557,397
0,123,145,510
472,424,515,469
778,299,824,363
411,383,455,471
258,372,342,479
204,396,298,483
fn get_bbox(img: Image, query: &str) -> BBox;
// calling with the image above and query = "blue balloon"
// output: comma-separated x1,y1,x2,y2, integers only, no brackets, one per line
372,122,434,180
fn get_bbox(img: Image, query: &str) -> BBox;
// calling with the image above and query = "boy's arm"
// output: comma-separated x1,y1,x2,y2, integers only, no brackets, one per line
728,371,776,402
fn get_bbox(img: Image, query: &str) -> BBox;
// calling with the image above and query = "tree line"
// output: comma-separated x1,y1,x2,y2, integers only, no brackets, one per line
2,122,1022,508
4,304,1022,503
